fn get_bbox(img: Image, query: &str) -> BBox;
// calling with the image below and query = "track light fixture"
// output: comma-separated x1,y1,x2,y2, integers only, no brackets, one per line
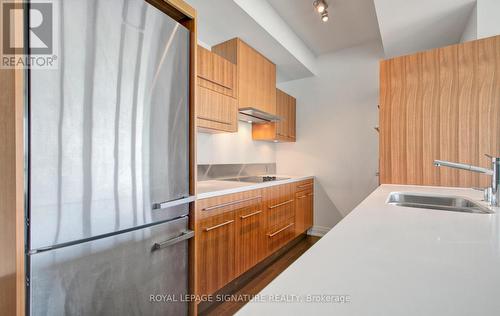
313,0,327,13
321,10,329,22
313,0,329,22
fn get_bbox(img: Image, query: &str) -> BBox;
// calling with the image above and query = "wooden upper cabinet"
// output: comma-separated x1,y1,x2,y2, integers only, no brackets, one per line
196,45,238,133
252,88,296,142
212,38,277,115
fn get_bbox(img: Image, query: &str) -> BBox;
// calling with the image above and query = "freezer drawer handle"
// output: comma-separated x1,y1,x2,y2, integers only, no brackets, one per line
152,230,194,251
153,196,195,210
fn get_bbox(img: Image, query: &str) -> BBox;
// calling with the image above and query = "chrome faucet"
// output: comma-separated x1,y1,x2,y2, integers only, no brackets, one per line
433,155,500,207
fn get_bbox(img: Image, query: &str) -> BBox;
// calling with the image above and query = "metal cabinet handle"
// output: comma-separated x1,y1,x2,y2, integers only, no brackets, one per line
240,210,262,219
152,230,194,251
297,195,307,199
297,183,313,189
202,196,262,211
268,223,294,238
268,199,294,209
197,115,232,125
198,76,233,90
204,220,235,232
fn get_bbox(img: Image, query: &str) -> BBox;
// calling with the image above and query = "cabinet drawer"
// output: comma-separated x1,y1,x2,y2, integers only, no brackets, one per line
266,198,295,232
263,184,295,231
266,220,295,254
196,190,262,220
295,179,313,192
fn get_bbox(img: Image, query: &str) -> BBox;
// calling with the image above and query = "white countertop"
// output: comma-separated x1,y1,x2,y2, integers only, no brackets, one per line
197,175,314,199
237,184,500,316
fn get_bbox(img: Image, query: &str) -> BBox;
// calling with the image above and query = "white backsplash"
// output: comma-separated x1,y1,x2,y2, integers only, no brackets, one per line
197,121,276,165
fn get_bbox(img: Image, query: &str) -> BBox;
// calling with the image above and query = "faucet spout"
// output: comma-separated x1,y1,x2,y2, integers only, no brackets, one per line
433,160,493,175
433,157,499,207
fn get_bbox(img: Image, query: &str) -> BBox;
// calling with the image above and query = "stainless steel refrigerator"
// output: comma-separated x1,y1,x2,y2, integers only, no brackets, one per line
26,0,193,315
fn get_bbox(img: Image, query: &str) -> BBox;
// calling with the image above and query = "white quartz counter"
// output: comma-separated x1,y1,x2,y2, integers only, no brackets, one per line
197,175,314,199
237,184,500,316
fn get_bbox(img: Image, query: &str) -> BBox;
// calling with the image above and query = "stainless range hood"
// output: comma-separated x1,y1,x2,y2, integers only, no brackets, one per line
239,107,281,123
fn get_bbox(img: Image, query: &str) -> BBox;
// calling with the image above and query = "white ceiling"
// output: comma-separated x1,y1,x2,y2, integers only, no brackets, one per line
187,0,478,82
185,0,316,82
374,0,477,58
267,0,382,56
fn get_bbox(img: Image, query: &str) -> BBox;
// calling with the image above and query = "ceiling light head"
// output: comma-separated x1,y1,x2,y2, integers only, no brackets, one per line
321,10,329,22
313,0,327,13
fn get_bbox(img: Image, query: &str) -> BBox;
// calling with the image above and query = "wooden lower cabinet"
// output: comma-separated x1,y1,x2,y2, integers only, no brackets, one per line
266,219,295,254
195,180,314,299
294,179,314,235
295,189,313,235
235,204,265,275
196,211,236,296
263,183,295,230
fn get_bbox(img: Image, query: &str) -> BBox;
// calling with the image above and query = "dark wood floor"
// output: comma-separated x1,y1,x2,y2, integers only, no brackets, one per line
203,235,321,316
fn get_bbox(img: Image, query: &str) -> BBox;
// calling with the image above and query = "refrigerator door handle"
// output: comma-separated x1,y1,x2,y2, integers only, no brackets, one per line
152,196,195,210
152,230,194,251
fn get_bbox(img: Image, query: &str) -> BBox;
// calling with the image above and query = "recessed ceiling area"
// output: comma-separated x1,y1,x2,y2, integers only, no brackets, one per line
374,0,477,58
267,0,382,56
187,0,479,82
186,0,317,82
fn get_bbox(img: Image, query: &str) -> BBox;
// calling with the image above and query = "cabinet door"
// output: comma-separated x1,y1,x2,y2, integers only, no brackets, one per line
197,45,236,98
238,40,276,115
295,189,313,235
275,89,288,140
288,97,296,141
197,211,236,295
196,86,238,132
235,203,265,275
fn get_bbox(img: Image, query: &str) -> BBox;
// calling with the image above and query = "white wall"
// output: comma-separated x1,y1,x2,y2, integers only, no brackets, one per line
460,0,500,42
477,0,500,39
197,122,276,165
276,41,383,231
460,3,477,42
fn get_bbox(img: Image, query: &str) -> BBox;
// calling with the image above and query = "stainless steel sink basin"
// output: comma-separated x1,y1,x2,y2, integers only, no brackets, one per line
387,192,494,214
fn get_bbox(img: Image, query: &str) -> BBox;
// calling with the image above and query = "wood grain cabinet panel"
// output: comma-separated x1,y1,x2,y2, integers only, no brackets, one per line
196,211,236,296
266,219,295,254
212,38,277,115
379,35,500,187
252,88,297,142
196,86,237,132
235,203,265,275
263,183,295,233
194,182,314,299
295,188,313,235
196,45,238,133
